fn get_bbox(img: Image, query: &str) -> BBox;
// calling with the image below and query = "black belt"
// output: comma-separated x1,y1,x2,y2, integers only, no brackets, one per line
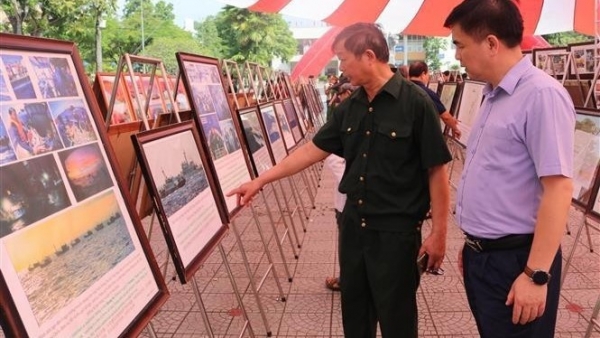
464,233,534,253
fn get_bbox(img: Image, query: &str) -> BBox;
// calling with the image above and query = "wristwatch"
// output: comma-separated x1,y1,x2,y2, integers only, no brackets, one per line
524,266,551,285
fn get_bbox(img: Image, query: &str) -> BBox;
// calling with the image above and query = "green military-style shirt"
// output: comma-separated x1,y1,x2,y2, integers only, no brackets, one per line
312,73,452,231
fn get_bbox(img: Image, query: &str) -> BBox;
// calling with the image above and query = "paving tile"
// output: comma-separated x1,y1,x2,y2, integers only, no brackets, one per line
430,311,479,336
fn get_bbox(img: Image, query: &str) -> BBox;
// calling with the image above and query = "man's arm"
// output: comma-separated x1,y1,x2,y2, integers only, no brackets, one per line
440,111,461,139
506,175,573,324
420,164,450,271
227,141,330,205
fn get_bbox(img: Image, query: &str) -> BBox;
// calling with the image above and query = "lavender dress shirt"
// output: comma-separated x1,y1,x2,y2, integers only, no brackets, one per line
456,57,575,239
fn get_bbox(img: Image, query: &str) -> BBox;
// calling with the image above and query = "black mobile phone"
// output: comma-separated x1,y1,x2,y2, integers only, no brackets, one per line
417,253,429,275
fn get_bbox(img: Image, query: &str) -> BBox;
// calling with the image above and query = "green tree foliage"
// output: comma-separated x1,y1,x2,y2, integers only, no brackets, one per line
423,37,447,71
194,16,223,59
214,6,296,65
1,0,89,36
542,31,593,47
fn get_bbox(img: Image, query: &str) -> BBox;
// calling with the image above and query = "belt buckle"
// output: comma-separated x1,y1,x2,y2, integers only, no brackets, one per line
465,237,483,253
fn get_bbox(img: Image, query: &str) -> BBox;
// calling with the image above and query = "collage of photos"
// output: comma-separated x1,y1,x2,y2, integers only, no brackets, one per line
184,62,242,161
274,101,296,150
96,73,136,125
533,47,568,77
283,99,303,142
180,56,251,215
569,42,598,76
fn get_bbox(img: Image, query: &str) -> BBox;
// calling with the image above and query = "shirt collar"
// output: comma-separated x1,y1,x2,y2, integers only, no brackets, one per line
484,56,532,96
353,72,403,102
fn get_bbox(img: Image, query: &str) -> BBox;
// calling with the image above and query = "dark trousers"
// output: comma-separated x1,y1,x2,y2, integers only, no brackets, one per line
335,210,342,281
339,207,421,338
462,244,562,338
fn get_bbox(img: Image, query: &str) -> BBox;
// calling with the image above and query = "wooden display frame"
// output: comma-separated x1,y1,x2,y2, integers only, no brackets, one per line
235,106,276,177
258,102,288,164
453,80,486,147
572,108,600,213
564,79,596,109
176,52,252,222
532,46,568,79
0,33,168,338
132,121,228,283
273,100,297,151
567,41,598,79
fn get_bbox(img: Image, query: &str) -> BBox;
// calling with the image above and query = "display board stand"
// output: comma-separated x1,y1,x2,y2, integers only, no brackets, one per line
230,213,286,337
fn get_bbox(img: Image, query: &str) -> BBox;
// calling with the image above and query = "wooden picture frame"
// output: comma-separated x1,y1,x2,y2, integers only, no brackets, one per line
454,80,486,147
438,82,460,133
93,72,137,125
563,79,596,109
236,106,275,177
532,46,568,79
567,41,598,79
176,52,252,221
273,100,297,151
0,33,168,338
427,81,439,95
132,121,227,283
283,97,304,141
258,102,288,164
572,108,600,212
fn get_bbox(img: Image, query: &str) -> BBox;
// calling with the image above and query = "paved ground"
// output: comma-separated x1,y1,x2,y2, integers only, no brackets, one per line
137,156,599,337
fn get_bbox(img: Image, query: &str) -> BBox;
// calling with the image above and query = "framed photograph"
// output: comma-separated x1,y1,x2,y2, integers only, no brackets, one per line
572,108,600,211
438,82,460,134
132,121,227,283
176,53,252,220
258,102,288,164
283,74,308,135
0,33,168,337
532,46,568,78
283,98,303,142
93,72,136,125
236,106,275,176
563,79,596,109
567,41,598,79
454,80,486,147
427,81,439,95
273,100,296,150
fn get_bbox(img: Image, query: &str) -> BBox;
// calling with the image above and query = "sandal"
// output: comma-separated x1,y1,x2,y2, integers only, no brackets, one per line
325,277,341,291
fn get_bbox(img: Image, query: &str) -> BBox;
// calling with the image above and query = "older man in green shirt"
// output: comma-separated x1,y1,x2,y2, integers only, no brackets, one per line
228,23,451,338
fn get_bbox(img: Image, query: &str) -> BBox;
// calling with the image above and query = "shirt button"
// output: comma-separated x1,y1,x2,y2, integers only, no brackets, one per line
391,131,397,137
366,131,371,136
359,176,364,181
368,107,373,112
362,153,367,158
347,127,352,132
361,222,366,227
358,199,363,205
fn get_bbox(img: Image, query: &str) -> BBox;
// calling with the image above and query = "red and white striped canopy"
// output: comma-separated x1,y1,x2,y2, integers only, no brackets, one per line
223,0,597,36
222,0,597,79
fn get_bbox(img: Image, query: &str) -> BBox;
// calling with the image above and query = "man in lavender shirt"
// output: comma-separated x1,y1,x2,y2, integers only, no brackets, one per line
444,1,575,337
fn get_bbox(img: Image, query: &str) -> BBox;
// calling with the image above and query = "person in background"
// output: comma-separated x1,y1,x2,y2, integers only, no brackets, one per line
442,70,451,82
324,82,356,292
228,22,451,338
444,0,575,337
398,65,409,78
409,61,461,139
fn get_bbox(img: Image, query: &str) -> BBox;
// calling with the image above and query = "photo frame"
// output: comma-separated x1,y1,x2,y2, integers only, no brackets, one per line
273,100,297,150
93,72,136,125
563,79,596,109
427,81,439,95
236,106,275,177
176,52,252,221
258,102,288,164
132,121,227,283
454,80,486,147
282,98,303,142
0,33,168,338
532,46,568,79
567,41,598,79
572,108,600,212
439,82,460,133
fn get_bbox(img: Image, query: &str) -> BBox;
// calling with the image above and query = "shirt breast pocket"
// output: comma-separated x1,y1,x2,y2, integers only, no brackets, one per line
340,120,362,158
376,124,413,160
